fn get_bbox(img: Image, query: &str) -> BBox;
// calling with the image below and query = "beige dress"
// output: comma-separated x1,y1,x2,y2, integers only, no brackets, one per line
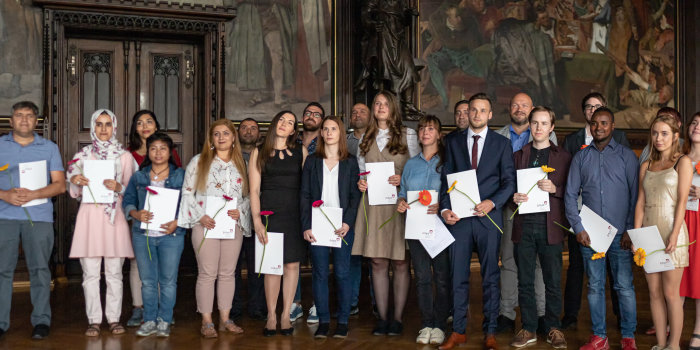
642,164,690,268
352,131,410,260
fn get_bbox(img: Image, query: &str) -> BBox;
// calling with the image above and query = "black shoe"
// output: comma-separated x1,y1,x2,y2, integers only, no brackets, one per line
495,315,515,334
387,320,403,336
280,327,294,336
314,323,329,339
349,305,359,316
536,316,546,336
372,319,388,335
31,324,50,340
263,327,276,337
560,316,577,330
333,323,348,338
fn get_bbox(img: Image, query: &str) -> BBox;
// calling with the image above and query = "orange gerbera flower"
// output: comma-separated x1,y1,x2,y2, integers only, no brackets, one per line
591,252,606,260
541,165,555,173
633,248,646,266
418,190,432,206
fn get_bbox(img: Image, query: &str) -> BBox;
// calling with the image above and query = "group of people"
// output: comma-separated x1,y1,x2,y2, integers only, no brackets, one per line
0,91,699,350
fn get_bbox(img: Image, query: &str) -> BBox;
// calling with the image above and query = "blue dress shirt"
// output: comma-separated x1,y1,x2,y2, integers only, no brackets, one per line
398,152,441,199
509,125,531,153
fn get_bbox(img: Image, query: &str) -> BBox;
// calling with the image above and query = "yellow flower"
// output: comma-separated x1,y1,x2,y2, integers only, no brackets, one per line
633,248,646,266
447,181,457,194
0,164,8,172
591,252,606,260
541,165,555,173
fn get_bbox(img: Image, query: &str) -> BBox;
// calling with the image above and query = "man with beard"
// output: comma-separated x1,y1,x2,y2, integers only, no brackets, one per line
238,118,260,162
494,93,556,334
347,103,370,157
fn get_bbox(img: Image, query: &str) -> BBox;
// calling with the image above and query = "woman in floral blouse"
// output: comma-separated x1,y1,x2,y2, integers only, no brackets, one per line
177,119,251,338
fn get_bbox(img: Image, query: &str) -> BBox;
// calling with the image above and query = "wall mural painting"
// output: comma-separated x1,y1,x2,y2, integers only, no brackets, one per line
0,0,43,114
417,0,676,129
225,0,333,121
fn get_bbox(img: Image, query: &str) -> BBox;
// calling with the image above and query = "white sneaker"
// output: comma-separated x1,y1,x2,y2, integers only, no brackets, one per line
307,305,319,324
430,328,445,345
416,327,432,344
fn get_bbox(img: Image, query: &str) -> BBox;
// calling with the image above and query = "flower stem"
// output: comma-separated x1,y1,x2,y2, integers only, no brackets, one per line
145,196,152,261
553,220,575,234
258,216,269,278
362,192,368,236
197,203,226,255
319,207,348,245
648,240,697,255
510,174,546,219
454,188,503,234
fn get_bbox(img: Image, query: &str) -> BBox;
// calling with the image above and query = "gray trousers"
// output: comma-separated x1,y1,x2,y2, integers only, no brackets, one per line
0,219,53,330
500,208,545,320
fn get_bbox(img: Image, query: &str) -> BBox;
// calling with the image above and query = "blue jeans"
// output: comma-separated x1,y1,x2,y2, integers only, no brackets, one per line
310,230,355,324
581,233,636,338
132,232,185,323
349,255,362,307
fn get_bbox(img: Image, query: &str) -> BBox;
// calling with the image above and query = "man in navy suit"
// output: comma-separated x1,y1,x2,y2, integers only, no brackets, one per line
438,93,516,350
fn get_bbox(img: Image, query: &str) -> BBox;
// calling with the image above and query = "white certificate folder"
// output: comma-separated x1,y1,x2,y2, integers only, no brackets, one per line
366,162,397,205
19,160,48,207
204,196,237,239
516,167,550,214
446,170,480,218
405,190,438,240
311,206,343,248
255,232,284,275
82,159,115,204
627,226,675,273
579,205,618,254
139,187,181,232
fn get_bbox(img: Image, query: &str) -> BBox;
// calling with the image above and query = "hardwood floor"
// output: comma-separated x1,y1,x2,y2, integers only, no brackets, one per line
0,260,698,350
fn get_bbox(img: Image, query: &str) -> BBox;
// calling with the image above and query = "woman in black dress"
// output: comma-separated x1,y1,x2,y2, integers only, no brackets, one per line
249,111,308,336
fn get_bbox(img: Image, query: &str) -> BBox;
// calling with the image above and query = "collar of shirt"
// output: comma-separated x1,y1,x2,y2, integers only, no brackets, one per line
467,127,488,140
591,137,619,152
4,132,45,146
419,152,440,164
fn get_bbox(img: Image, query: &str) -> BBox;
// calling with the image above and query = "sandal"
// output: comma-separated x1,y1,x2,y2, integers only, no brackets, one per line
201,322,218,338
219,319,244,334
690,333,700,350
85,324,100,337
108,322,125,335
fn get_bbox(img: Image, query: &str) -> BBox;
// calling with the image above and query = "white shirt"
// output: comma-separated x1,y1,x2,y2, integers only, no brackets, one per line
357,127,420,172
585,127,593,147
321,160,340,208
467,127,488,167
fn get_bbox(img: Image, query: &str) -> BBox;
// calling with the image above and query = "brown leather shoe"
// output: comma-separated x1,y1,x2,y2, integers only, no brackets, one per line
439,332,467,350
547,329,567,349
485,334,499,350
511,329,537,347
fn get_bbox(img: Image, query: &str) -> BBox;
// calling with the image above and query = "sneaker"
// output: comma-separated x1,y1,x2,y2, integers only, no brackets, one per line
314,323,329,339
31,324,50,340
156,319,171,337
136,321,157,337
307,305,319,324
127,307,144,327
579,335,609,350
430,328,445,345
496,315,515,334
620,338,637,350
333,324,348,338
387,320,403,336
416,327,432,344
547,329,567,349
349,305,359,316
511,329,537,348
289,303,303,322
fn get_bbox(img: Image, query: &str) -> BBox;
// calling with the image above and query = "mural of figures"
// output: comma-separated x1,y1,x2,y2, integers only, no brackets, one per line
225,0,332,121
0,0,43,114
417,0,677,128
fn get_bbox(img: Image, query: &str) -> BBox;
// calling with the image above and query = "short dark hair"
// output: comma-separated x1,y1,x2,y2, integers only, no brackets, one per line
592,106,615,122
453,99,470,114
128,110,160,152
140,132,176,170
303,102,325,118
581,92,607,112
11,101,39,116
468,92,492,110
239,118,259,127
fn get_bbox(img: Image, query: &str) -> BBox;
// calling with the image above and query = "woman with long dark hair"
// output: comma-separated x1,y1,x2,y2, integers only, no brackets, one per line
249,111,308,336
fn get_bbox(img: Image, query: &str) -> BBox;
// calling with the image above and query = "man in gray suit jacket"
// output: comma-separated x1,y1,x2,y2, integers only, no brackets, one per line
494,93,555,334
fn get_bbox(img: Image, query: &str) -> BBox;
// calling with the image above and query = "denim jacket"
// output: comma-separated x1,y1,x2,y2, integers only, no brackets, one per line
123,163,186,236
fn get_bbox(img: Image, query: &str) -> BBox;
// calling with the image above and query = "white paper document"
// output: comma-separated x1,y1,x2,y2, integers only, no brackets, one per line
204,196,238,239
82,160,115,204
627,226,675,273
19,160,47,207
446,170,480,218
139,187,181,232
366,162,397,205
687,172,700,211
312,206,343,248
579,205,618,253
405,190,438,240
255,232,284,275
516,168,550,215
420,216,455,258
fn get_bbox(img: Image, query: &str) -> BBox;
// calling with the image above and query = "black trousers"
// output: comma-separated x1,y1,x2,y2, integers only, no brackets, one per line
232,235,267,316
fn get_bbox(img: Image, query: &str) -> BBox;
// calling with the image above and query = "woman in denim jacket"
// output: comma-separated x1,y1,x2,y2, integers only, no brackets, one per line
122,132,185,337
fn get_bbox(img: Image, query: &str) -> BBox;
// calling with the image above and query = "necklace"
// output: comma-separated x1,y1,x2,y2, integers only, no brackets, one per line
151,166,169,180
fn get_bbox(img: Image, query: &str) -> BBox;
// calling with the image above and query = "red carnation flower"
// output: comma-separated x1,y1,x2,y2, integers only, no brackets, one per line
260,211,274,216
312,200,324,208
223,195,233,201
358,171,370,177
67,158,80,166
146,186,158,195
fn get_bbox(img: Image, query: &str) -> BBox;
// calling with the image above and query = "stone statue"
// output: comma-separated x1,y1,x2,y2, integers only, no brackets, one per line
355,0,424,120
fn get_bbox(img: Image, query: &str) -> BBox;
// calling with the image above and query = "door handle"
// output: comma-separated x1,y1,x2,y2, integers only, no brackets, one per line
185,50,194,89
67,45,78,85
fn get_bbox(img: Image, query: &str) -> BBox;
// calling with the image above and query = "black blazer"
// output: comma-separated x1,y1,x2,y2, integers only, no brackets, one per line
563,128,630,156
300,154,362,232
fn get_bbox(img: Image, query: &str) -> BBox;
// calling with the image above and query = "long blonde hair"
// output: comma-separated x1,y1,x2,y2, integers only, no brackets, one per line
196,119,249,195
649,114,682,163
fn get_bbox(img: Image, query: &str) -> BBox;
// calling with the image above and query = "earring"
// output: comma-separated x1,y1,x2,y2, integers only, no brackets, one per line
210,145,215,150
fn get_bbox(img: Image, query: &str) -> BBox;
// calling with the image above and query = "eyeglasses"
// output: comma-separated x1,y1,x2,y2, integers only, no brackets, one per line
304,111,322,118
584,104,603,111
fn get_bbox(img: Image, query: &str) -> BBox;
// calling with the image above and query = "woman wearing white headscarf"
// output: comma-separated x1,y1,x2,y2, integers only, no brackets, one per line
66,109,136,337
